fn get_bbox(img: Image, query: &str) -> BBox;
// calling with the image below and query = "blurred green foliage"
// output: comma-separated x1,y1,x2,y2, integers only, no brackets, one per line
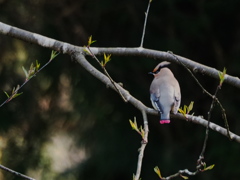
0,0,240,180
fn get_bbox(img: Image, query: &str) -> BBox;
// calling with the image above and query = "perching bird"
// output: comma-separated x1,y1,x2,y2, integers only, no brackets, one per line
149,61,181,124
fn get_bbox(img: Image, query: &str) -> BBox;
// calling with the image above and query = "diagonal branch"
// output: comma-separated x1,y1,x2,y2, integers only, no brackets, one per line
0,21,240,143
182,114,240,143
72,52,240,144
0,164,35,180
86,47,128,102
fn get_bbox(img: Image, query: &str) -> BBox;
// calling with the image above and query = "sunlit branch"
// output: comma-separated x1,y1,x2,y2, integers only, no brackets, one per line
0,164,35,180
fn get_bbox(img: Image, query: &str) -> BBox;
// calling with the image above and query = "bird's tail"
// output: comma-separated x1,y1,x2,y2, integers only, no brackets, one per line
159,120,170,124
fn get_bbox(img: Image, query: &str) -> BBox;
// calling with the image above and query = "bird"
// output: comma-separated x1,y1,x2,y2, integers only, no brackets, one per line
149,61,181,124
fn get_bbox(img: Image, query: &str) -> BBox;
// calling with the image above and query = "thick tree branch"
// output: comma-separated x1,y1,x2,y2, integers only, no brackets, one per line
72,52,240,143
0,21,239,89
0,21,240,143
184,114,240,142
90,47,240,89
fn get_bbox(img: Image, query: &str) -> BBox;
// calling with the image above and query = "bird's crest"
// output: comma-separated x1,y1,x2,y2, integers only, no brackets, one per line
152,61,171,73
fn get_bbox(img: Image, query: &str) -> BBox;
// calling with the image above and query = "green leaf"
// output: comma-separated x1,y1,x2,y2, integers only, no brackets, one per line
178,108,184,114
178,107,186,116
22,66,28,79
30,62,34,71
204,164,215,171
133,117,138,127
140,126,145,139
12,92,23,99
154,166,162,178
104,53,111,62
100,61,104,67
178,101,194,117
218,68,227,86
129,117,145,138
50,50,59,61
88,35,96,46
101,53,112,67
12,85,20,94
4,91,9,98
35,60,40,71
180,174,189,179
28,63,36,78
187,101,194,114
83,47,91,55
129,119,137,130
184,105,187,113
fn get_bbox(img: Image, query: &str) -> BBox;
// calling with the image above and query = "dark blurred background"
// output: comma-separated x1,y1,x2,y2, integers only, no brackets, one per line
0,0,240,180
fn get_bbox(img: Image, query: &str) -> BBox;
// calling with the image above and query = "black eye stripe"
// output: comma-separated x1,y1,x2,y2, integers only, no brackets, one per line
157,64,169,72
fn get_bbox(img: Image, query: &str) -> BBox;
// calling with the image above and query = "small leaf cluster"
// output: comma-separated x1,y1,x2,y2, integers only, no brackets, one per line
154,166,162,179
1,50,59,106
22,60,40,81
180,174,189,179
178,101,194,118
101,53,111,67
85,36,112,67
154,163,214,180
87,35,97,47
218,67,226,87
200,163,215,172
50,50,59,61
4,85,23,102
83,35,97,54
129,117,145,139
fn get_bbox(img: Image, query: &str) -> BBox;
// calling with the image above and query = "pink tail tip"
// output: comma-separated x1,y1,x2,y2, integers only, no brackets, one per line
160,120,170,124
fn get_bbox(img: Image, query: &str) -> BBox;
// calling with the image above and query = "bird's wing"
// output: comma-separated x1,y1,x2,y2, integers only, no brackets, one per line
172,84,181,114
150,93,163,113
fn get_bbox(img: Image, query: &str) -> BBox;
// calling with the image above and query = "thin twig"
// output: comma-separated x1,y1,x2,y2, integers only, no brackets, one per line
167,51,213,97
0,164,35,180
140,0,152,47
134,110,149,180
166,51,222,177
168,51,231,139
212,97,231,139
86,47,128,102
161,168,199,180
168,51,210,164
0,51,59,108
199,87,220,161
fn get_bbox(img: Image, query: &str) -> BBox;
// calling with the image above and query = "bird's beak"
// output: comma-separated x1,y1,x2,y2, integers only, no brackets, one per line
148,72,154,75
